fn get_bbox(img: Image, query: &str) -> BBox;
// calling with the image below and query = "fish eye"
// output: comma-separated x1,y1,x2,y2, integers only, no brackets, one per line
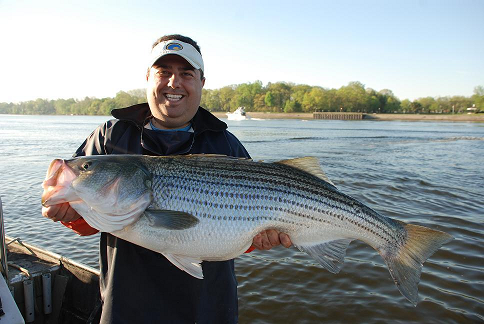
81,161,93,170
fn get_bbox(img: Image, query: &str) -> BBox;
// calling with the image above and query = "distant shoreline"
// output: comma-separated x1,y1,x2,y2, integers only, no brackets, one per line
213,112,484,122
2,112,483,122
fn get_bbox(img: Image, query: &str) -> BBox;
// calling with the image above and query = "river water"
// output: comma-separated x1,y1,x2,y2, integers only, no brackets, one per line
0,114,483,323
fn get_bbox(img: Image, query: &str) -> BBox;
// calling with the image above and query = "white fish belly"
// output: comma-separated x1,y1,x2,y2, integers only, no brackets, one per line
113,214,262,260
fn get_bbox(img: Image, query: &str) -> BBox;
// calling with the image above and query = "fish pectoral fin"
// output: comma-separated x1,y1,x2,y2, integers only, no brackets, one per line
144,209,200,230
295,239,353,274
163,254,204,279
276,157,336,187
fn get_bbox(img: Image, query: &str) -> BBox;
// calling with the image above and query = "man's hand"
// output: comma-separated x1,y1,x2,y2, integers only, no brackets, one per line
42,202,81,223
251,229,292,250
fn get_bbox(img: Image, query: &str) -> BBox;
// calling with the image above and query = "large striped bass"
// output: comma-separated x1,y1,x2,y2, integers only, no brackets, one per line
41,154,453,305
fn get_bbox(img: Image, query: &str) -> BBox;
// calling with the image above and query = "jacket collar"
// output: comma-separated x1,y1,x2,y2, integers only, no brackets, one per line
110,103,227,133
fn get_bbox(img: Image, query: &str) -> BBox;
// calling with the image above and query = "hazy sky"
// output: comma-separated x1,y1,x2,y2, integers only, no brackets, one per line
1,0,483,103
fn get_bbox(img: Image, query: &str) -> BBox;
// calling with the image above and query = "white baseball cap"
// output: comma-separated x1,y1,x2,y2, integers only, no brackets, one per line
148,40,204,73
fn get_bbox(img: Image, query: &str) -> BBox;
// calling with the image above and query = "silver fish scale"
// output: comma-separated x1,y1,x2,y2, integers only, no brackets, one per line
143,156,405,253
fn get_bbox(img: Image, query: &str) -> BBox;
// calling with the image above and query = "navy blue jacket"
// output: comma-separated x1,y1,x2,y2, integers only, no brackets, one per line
74,103,250,324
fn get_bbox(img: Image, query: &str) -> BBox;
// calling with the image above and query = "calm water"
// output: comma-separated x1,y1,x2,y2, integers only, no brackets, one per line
0,114,483,323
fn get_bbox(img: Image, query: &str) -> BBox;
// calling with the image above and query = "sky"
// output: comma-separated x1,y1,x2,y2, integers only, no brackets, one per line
0,0,483,103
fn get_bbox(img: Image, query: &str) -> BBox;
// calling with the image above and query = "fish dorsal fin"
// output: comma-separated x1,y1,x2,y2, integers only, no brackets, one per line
295,239,353,273
163,254,204,279
144,209,199,230
277,157,335,186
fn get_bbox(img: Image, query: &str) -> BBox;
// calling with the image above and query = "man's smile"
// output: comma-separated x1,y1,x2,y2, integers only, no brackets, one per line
164,93,184,102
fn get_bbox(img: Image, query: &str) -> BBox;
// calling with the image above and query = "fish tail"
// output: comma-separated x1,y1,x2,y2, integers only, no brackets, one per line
379,221,453,306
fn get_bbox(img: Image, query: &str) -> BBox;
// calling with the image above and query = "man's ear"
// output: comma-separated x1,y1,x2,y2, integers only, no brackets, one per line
201,77,206,88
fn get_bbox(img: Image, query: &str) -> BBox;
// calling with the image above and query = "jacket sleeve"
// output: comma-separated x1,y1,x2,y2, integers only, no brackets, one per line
224,131,251,159
61,218,99,236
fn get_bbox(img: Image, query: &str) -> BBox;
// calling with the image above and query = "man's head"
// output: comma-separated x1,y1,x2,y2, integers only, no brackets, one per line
146,34,205,129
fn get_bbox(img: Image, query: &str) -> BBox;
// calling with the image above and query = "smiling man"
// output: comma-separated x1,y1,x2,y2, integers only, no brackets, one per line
146,41,205,129
42,34,291,323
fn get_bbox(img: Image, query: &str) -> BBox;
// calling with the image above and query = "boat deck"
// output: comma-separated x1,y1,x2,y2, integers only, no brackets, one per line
5,236,100,324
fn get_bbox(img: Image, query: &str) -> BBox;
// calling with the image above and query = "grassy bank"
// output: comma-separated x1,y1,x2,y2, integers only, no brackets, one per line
213,112,484,122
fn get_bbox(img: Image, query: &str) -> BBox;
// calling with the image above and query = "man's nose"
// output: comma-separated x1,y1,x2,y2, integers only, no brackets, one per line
167,74,180,88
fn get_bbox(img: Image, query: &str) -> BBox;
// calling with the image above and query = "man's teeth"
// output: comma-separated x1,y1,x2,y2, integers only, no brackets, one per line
165,94,183,101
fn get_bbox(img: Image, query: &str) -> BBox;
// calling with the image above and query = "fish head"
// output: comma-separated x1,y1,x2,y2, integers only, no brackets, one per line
42,155,153,218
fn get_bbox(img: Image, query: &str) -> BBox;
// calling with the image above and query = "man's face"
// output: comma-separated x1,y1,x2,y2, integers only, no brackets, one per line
146,54,205,129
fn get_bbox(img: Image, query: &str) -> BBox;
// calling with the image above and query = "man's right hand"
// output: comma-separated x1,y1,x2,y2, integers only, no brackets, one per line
42,202,81,222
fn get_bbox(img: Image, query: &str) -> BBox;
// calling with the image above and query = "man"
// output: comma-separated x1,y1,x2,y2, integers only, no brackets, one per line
42,34,292,323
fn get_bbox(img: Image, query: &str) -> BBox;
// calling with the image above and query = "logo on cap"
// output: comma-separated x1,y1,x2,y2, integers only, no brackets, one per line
165,43,183,51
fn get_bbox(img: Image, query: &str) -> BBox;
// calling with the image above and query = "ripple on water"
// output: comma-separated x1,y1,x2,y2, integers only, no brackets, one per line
2,116,483,323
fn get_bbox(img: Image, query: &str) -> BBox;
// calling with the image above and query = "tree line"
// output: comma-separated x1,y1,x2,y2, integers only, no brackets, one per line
0,89,146,115
1,82,482,115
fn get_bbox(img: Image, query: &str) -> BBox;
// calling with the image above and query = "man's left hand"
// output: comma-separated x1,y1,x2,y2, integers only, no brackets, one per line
251,229,292,250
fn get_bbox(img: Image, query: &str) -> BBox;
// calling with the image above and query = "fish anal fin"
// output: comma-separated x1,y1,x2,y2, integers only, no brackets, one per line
295,239,353,274
163,254,203,279
277,157,335,186
144,209,199,230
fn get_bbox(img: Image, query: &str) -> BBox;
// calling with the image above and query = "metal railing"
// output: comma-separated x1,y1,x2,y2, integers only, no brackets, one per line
0,197,8,282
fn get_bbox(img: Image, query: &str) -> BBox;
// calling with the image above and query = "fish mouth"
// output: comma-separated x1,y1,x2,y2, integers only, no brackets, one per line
41,159,78,207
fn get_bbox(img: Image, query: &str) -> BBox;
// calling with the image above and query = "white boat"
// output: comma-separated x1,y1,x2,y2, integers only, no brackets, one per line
226,107,250,121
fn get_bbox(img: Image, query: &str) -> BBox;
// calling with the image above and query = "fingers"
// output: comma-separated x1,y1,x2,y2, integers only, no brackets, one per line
42,203,81,223
251,233,263,250
252,230,275,250
279,232,293,248
266,229,281,246
42,204,61,221
251,229,293,251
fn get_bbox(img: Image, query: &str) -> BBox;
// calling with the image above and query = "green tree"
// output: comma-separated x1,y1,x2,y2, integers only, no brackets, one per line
472,85,484,110
302,87,325,112
400,99,411,113
0,102,14,114
416,97,436,113
114,91,139,108
291,84,312,111
201,89,223,111
252,93,267,111
265,82,291,112
410,101,423,113
337,81,368,112
376,89,400,113
127,89,146,101
449,96,472,113
2,82,480,116
284,99,301,113
54,98,76,114
219,86,236,112
100,99,117,115
264,91,274,107
434,97,451,113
